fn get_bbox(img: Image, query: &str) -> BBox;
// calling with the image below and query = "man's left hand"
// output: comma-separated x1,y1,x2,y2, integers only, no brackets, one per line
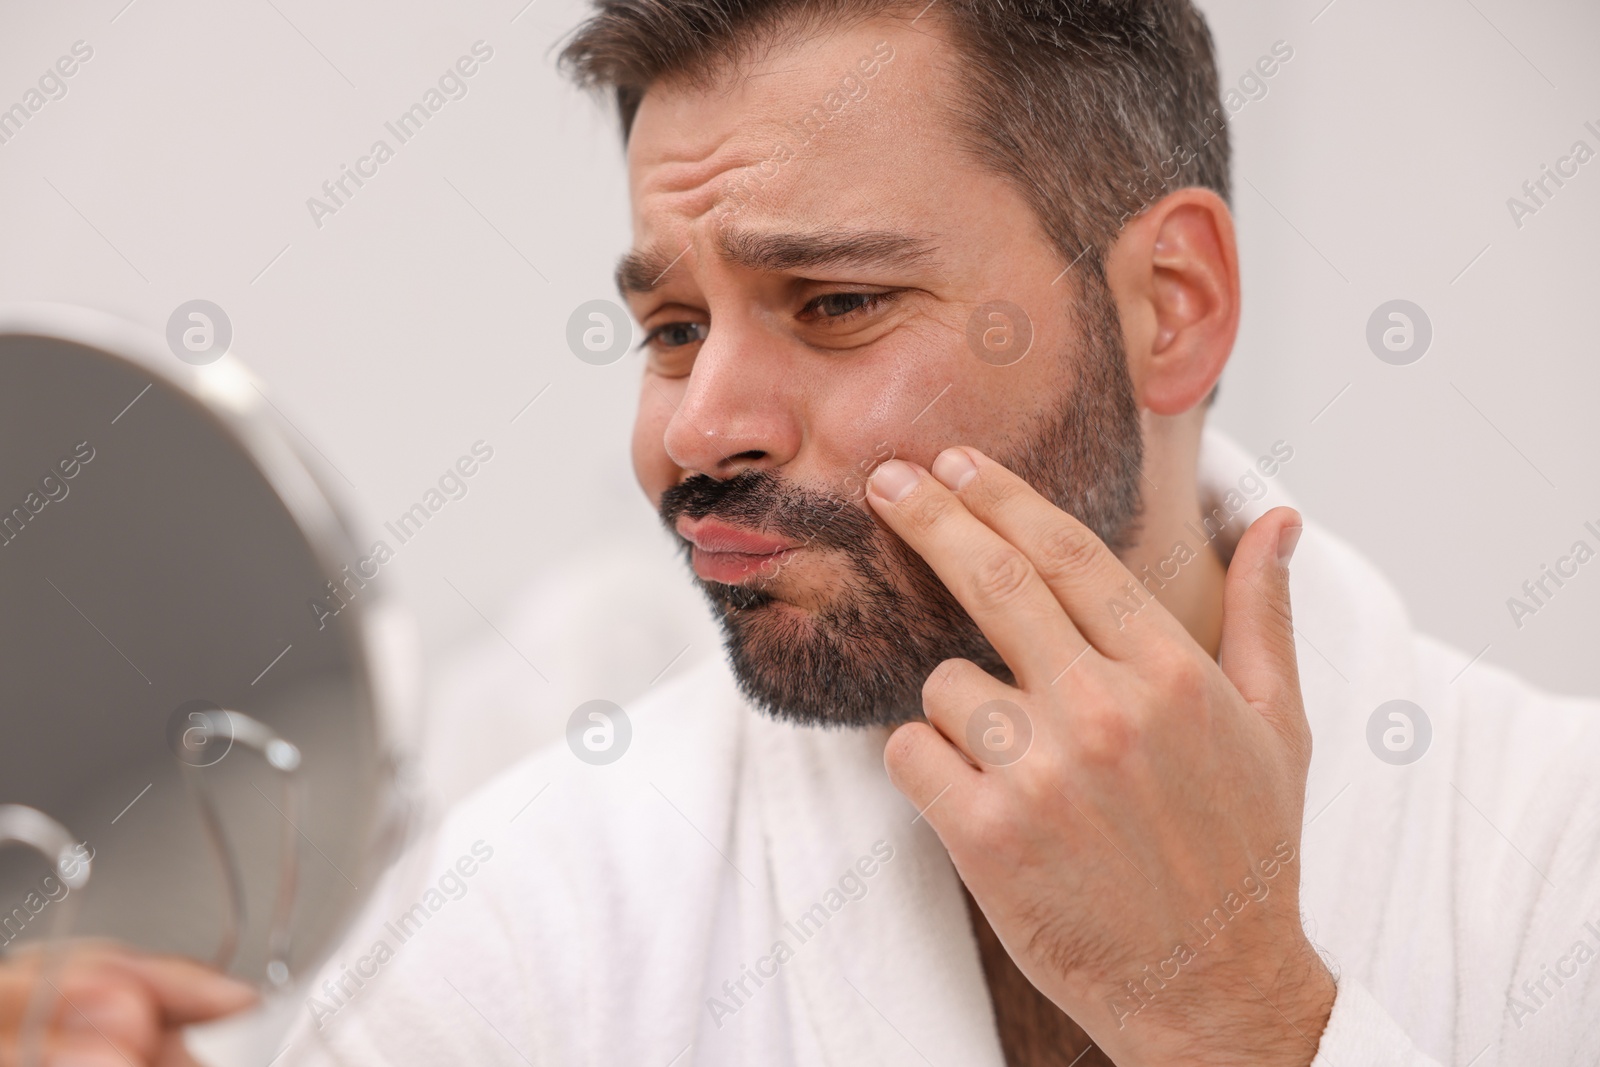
866,446,1333,1067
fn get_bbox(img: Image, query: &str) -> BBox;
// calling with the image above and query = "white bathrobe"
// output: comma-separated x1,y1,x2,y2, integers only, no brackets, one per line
279,432,1600,1067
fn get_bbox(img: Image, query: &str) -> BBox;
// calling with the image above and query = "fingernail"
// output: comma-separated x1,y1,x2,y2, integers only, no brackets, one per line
868,459,919,504
931,448,978,492
1278,523,1303,567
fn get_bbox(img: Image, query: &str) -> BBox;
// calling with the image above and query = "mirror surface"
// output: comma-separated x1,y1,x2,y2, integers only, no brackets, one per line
0,306,408,985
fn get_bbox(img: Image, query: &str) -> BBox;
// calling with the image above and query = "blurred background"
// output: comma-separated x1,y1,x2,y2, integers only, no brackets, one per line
1,0,1595,867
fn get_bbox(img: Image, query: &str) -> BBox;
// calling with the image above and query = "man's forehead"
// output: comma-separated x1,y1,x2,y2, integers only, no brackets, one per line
612,16,972,300
614,224,945,297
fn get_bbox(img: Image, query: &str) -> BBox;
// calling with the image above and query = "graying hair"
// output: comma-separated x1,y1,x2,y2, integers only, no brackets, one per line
557,0,1231,282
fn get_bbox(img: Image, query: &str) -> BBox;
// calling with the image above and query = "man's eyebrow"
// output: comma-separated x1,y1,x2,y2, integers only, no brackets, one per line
614,227,944,298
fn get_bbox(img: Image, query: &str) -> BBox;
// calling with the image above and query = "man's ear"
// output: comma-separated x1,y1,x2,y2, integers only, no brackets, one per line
1103,187,1240,416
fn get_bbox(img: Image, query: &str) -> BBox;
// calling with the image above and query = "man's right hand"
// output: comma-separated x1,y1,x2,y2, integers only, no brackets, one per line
0,940,257,1067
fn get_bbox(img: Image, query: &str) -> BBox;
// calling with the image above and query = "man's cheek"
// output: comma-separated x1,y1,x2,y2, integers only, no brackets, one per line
841,440,898,502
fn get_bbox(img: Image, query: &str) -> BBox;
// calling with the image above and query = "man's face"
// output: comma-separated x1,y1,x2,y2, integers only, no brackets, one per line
622,15,1144,726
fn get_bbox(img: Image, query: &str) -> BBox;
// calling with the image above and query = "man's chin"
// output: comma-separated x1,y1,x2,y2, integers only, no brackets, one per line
693,579,939,729
675,531,1006,728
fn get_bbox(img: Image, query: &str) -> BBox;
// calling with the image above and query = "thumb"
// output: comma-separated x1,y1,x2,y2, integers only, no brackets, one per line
1218,507,1306,748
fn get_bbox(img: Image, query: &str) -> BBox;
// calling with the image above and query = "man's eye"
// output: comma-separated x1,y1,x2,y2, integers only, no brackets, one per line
802,291,897,321
639,322,708,351
638,291,898,356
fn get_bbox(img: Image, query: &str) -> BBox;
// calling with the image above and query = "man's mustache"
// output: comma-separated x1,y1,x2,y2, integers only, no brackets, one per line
658,469,877,552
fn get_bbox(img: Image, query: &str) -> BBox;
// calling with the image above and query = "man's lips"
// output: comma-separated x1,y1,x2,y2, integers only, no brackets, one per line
675,515,796,554
675,515,799,583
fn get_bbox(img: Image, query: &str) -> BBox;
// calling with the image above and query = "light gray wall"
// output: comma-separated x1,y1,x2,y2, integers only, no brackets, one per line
3,0,1595,721
1199,0,1600,698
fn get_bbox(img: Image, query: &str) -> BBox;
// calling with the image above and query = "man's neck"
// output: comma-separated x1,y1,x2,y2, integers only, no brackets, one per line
1120,425,1228,659
1119,505,1227,659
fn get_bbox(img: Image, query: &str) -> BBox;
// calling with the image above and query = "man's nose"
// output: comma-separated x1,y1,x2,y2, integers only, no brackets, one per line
661,325,801,478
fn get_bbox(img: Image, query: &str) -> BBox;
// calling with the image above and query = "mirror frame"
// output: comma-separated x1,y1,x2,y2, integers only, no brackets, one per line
0,301,422,985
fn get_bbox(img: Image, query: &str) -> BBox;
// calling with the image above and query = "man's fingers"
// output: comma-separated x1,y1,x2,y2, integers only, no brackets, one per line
97,953,257,1026
52,979,162,1060
0,973,162,1065
926,446,1182,656
0,943,248,1067
919,657,1018,765
883,720,980,825
865,458,1090,690
1218,507,1308,754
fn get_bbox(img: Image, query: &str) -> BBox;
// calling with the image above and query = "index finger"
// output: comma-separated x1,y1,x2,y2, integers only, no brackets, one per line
865,457,1093,690
929,446,1188,657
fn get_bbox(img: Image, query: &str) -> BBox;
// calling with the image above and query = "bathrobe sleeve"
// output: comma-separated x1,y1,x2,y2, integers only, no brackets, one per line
1311,977,1445,1067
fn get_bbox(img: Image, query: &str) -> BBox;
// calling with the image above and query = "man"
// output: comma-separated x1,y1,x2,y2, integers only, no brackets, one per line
8,1,1597,1064
269,1,1595,1063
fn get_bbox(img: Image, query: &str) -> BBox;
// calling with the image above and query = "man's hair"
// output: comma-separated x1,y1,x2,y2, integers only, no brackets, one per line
558,0,1231,281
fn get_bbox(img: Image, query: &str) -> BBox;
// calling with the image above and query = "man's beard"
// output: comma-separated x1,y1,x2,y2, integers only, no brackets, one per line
658,277,1144,728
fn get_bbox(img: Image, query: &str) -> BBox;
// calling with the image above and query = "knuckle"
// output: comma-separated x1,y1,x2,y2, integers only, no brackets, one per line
921,658,968,707
968,469,1023,511
1158,650,1208,706
969,547,1035,608
1072,705,1140,768
1033,519,1101,586
883,722,922,771
898,486,955,537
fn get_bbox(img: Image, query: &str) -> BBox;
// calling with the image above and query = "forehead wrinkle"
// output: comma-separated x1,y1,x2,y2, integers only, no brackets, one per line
718,226,942,275
616,226,945,297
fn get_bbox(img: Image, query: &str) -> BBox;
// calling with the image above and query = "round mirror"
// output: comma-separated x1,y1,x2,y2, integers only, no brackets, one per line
0,304,416,988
